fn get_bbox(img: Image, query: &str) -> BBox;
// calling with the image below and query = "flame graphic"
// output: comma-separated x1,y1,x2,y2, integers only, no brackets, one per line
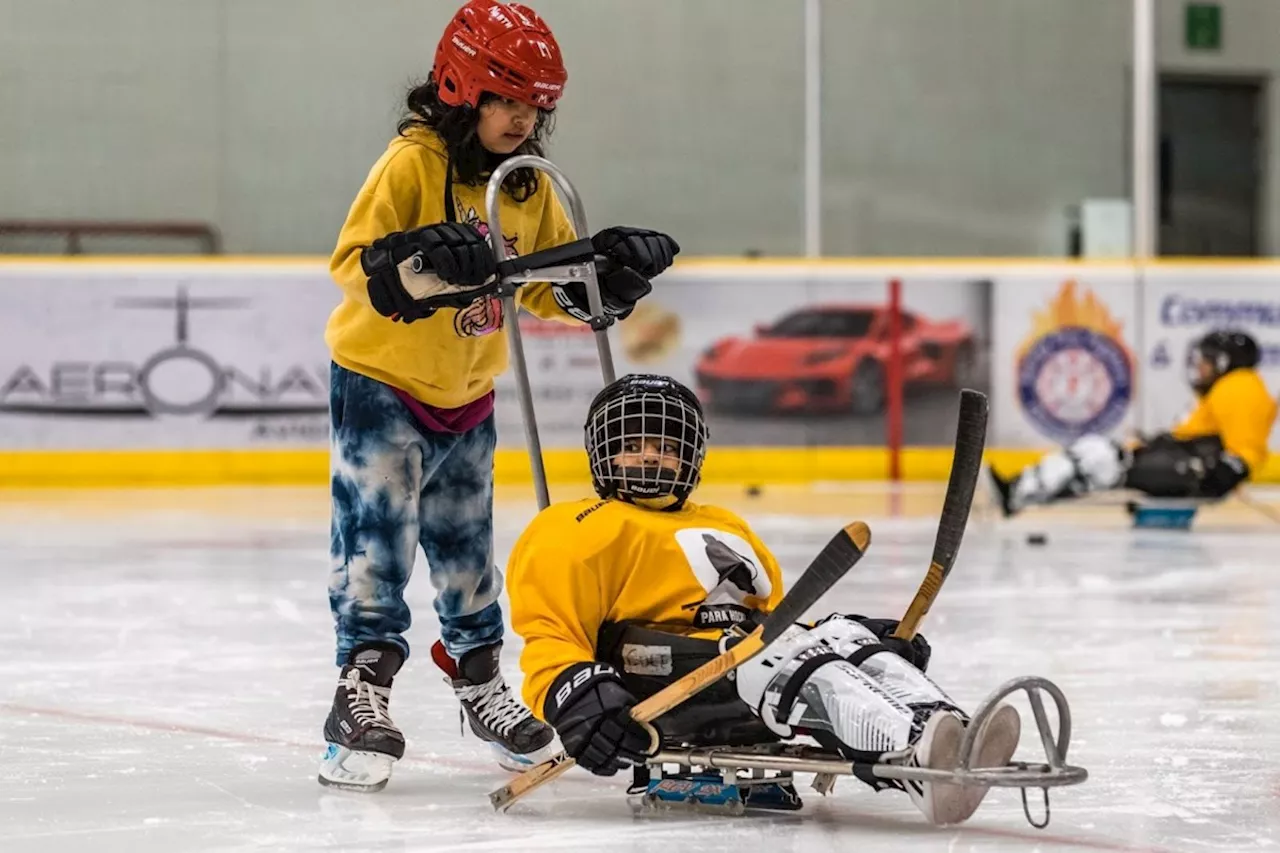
1016,280,1130,363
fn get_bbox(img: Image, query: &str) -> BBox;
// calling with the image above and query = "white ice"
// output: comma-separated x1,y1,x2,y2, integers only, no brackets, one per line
2,484,1278,853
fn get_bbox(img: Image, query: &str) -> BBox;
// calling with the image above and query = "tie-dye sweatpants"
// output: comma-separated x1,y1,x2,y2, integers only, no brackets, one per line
327,363,503,665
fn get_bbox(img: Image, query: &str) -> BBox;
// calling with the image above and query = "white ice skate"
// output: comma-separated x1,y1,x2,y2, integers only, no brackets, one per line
957,702,1022,819
900,704,1021,825
318,741,397,793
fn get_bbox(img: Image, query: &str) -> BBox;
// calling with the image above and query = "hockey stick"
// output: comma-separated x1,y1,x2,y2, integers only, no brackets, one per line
489,520,873,812
892,389,988,642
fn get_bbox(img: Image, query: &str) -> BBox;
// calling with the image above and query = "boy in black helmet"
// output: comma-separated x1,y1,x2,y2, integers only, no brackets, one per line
989,330,1276,516
506,374,1020,826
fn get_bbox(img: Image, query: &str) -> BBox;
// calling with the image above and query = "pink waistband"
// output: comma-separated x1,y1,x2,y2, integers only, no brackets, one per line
392,388,495,434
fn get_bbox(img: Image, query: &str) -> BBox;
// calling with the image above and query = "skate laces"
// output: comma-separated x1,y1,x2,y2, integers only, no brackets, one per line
457,675,529,737
342,668,393,729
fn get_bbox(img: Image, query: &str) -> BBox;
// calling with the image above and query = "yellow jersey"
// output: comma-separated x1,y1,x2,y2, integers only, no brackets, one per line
325,127,579,408
1171,368,1277,472
507,497,785,719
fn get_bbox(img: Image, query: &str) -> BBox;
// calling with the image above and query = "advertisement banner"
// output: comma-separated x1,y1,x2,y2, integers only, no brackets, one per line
17,259,1279,458
990,269,1139,448
1142,267,1280,446
494,265,992,448
0,263,333,449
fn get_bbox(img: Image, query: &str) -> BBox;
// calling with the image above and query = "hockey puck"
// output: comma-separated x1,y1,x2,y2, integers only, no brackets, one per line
1026,533,1048,546
745,484,762,498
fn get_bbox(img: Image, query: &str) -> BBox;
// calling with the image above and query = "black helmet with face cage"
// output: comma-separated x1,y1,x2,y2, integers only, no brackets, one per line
1188,329,1260,395
584,374,709,509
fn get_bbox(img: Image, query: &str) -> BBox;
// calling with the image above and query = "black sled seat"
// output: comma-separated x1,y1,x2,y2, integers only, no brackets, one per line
639,675,1088,829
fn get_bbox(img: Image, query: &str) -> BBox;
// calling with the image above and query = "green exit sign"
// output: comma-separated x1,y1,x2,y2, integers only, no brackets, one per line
1185,3,1222,51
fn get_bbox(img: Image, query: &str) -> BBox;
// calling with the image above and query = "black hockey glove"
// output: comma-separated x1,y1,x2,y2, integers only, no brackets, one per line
842,615,932,672
1199,451,1248,498
543,662,654,776
552,266,652,323
361,223,498,323
591,226,680,279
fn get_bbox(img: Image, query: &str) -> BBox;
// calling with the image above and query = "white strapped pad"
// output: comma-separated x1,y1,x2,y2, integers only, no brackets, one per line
1014,434,1127,506
735,621,938,754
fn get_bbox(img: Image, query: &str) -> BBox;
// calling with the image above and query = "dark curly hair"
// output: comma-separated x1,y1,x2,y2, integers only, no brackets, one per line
398,77,556,203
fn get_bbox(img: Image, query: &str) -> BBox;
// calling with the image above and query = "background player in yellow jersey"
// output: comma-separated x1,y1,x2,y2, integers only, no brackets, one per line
319,1,678,792
507,375,1021,825
989,330,1277,516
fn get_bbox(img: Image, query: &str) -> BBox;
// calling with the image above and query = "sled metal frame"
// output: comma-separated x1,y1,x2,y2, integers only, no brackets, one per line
647,675,1087,829
485,156,617,509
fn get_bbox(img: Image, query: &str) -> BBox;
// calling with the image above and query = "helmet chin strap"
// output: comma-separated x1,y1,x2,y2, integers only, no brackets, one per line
615,466,685,511
631,494,682,511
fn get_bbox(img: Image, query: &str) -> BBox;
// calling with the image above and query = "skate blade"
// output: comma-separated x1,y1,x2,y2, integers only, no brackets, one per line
489,740,559,773
317,774,390,793
318,743,395,792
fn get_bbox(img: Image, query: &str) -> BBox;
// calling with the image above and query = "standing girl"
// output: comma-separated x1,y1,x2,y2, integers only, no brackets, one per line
318,0,679,791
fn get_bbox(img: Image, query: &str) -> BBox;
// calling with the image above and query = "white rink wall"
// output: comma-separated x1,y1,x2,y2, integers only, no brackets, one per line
2,258,1280,481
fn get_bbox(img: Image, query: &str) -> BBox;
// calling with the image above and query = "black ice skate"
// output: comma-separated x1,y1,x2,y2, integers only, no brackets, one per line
986,466,1019,518
318,643,406,792
432,640,557,771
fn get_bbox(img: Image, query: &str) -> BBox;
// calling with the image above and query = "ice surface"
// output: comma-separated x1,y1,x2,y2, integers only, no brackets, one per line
1,484,1278,852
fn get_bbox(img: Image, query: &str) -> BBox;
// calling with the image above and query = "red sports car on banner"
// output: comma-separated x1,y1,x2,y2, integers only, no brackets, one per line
694,304,977,416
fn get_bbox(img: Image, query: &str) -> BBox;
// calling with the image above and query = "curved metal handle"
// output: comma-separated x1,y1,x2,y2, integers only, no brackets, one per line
485,156,614,382
483,156,618,510
485,155,589,258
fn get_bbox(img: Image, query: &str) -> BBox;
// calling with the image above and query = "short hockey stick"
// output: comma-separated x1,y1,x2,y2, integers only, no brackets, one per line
892,389,988,642
489,520,873,811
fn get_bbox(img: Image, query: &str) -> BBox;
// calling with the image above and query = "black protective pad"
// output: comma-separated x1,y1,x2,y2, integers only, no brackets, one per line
597,620,777,746
1124,436,1223,497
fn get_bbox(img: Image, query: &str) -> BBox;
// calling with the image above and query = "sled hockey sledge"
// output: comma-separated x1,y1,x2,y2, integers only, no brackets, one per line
1126,496,1219,530
482,158,1088,828
639,675,1085,828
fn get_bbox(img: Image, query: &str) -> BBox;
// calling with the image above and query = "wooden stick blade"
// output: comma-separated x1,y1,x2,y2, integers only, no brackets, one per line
490,753,574,811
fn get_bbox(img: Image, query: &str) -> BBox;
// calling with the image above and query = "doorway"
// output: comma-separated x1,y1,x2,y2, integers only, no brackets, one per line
1158,75,1266,256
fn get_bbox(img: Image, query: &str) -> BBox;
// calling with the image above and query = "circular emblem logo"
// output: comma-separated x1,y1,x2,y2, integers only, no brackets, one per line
1017,327,1131,441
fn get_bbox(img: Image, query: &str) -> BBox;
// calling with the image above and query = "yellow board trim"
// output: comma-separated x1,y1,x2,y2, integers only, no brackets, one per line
4,447,1279,488
3,255,1280,268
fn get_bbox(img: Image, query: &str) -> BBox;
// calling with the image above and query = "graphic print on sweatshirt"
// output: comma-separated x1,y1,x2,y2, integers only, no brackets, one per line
448,203,518,338
673,528,772,630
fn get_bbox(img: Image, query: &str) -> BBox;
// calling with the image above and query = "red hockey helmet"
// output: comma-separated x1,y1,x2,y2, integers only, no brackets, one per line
432,1,567,109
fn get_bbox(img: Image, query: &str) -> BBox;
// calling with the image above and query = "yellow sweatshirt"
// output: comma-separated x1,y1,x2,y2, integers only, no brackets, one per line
507,497,785,719
325,127,579,408
1171,368,1277,472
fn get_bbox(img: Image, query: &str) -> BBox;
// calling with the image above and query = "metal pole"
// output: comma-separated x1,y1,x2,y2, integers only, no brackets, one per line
1131,0,1156,434
803,0,822,257
886,278,903,482
1131,0,1156,259
485,155,618,509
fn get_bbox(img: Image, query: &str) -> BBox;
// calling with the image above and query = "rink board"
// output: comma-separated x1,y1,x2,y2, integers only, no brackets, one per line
2,257,1280,486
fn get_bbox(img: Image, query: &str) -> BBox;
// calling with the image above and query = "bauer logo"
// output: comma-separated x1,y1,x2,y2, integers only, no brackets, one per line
0,287,328,424
1015,280,1133,442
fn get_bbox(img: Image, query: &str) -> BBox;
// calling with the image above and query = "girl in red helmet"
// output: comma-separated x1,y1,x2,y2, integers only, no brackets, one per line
319,0,680,792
